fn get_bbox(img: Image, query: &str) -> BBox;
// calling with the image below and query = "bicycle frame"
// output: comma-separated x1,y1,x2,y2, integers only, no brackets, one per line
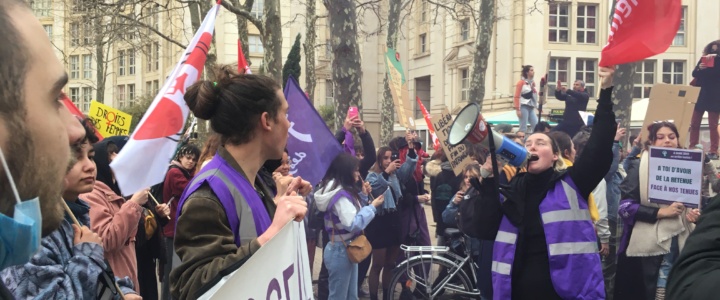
396,244,481,298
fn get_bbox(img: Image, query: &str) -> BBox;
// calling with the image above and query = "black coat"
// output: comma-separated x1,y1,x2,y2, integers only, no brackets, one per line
553,89,590,138
692,56,720,112
424,160,462,236
667,193,720,299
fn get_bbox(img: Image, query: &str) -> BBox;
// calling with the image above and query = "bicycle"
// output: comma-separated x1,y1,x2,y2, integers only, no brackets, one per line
384,228,482,299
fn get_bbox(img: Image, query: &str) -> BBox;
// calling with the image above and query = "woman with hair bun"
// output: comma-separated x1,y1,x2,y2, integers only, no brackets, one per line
170,65,310,299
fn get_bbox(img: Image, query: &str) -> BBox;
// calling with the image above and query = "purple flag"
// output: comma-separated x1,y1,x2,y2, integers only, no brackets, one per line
284,76,343,186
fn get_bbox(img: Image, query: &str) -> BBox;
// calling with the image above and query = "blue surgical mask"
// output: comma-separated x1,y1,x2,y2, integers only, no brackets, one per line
0,145,42,269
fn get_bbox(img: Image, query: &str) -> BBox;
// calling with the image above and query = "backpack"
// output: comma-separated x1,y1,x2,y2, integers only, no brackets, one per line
456,187,482,238
149,165,189,206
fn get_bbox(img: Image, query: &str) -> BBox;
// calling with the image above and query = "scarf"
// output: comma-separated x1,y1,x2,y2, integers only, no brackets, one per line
562,158,599,223
626,151,694,257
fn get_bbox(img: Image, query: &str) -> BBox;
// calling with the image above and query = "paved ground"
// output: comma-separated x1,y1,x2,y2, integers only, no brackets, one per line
310,203,438,299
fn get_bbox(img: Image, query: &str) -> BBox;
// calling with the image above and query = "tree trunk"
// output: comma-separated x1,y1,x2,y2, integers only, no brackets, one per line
324,0,363,130
230,0,252,59
94,16,106,103
263,0,283,83
380,0,402,146
468,0,495,107
303,0,317,102
609,0,634,147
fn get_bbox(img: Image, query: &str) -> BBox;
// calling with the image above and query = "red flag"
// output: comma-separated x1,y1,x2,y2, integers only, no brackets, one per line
238,39,251,74
61,93,103,141
416,96,440,151
110,3,221,196
600,0,682,66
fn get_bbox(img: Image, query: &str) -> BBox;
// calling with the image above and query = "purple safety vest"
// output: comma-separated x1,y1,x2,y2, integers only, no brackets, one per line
176,153,272,247
323,190,358,239
491,176,605,300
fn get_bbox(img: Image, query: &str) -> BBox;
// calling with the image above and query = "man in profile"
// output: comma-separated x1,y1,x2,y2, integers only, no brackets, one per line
0,0,85,278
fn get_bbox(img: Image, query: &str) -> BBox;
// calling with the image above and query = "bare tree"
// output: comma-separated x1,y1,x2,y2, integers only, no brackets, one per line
220,0,283,82
324,0,363,129
609,0,634,146
468,0,495,107
380,0,403,146
304,0,318,102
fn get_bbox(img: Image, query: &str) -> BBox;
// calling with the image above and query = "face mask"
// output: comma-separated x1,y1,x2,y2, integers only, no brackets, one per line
0,145,42,269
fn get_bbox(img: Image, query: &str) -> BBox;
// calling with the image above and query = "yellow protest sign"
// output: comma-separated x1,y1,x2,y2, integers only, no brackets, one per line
88,100,132,137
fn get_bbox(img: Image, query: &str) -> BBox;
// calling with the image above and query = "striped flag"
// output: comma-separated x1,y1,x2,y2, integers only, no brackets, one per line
110,3,221,196
416,96,439,151
238,39,251,74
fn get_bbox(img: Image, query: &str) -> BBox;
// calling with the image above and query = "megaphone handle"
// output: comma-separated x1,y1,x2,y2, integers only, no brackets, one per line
485,123,502,197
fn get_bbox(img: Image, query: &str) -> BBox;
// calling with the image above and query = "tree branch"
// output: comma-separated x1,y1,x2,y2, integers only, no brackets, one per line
219,0,264,36
117,14,187,48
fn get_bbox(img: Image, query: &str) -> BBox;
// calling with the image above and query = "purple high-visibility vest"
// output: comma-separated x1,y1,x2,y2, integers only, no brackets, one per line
491,176,605,300
176,153,272,247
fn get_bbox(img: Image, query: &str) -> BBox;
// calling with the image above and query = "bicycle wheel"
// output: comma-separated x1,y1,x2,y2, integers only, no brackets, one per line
384,254,475,300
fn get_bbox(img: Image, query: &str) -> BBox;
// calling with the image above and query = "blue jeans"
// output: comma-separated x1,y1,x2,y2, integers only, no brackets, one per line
324,241,359,300
519,105,538,134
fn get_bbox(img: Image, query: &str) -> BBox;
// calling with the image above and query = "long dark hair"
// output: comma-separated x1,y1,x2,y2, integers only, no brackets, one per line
371,146,393,173
645,122,681,150
320,153,361,199
185,65,282,146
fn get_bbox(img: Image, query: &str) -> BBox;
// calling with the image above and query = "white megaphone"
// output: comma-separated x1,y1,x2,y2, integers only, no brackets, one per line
448,103,535,167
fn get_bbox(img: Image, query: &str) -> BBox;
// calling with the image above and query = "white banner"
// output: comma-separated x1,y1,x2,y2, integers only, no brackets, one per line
198,221,314,300
648,146,703,208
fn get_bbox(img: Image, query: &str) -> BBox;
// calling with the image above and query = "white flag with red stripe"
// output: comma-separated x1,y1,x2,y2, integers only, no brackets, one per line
110,3,221,196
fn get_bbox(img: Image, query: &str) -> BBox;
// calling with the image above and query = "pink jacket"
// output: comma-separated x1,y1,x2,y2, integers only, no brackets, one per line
81,181,143,292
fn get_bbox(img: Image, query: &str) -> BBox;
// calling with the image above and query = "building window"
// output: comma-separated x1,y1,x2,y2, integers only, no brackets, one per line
576,4,597,44
325,39,332,58
633,60,656,99
82,54,92,79
81,87,92,112
32,0,51,17
420,0,427,22
325,80,334,107
249,35,263,54
118,50,125,76
548,3,570,43
251,0,264,19
460,19,470,41
419,34,427,53
145,81,153,96
117,85,126,108
153,80,159,96
662,61,685,84
70,22,79,47
72,0,87,13
154,42,160,71
145,44,152,72
128,84,135,106
672,6,687,46
548,57,570,90
82,22,92,46
70,55,80,79
70,87,80,104
575,58,597,96
460,68,470,102
128,49,135,75
43,25,53,40
152,6,159,30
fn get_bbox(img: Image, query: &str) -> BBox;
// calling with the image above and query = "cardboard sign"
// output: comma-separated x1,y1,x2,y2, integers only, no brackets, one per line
640,84,700,148
198,221,314,299
385,48,415,129
648,147,703,208
88,101,132,137
433,108,475,175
